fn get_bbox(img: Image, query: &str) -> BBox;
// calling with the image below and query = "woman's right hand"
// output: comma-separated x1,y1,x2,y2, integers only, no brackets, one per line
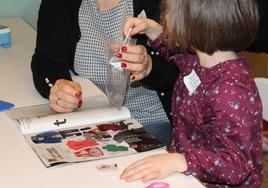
124,17,163,41
117,44,153,81
49,79,82,113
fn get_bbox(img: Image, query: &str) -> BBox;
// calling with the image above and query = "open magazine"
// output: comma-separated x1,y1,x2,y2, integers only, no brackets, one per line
5,85,165,168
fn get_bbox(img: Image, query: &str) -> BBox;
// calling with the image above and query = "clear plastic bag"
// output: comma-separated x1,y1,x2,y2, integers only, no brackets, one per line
106,36,135,109
106,61,129,109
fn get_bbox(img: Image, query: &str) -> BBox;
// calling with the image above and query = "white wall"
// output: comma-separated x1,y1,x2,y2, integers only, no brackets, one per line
0,0,41,29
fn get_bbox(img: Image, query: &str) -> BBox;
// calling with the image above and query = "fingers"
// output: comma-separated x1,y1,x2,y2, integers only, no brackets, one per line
49,79,82,113
120,159,148,181
141,171,160,182
119,45,148,73
129,71,147,81
130,21,149,36
120,154,183,183
121,53,146,66
108,43,121,52
124,17,146,36
124,168,159,182
121,45,146,55
121,158,146,175
120,159,160,182
120,45,147,65
50,96,76,113
124,17,163,40
57,80,82,97
118,45,152,81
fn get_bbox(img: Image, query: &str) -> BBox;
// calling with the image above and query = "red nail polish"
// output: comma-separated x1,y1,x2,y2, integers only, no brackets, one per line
117,53,123,58
121,63,127,68
131,76,135,80
75,91,81,98
121,46,127,51
78,100,82,108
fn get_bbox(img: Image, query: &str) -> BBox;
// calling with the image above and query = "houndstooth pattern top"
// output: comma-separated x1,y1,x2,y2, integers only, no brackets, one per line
74,0,169,126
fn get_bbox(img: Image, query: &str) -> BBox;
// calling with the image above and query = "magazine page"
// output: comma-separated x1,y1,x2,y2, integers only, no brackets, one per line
23,118,165,168
6,95,131,135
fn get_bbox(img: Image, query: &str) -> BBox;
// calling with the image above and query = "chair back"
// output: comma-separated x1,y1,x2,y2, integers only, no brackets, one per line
255,77,268,121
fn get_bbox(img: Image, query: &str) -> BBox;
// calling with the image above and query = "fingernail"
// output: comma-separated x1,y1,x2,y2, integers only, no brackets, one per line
121,63,127,68
78,100,82,108
117,53,123,58
121,46,127,51
75,91,81,98
131,76,135,80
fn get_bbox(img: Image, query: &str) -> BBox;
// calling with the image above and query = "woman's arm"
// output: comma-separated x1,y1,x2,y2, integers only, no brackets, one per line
31,0,83,112
31,0,80,99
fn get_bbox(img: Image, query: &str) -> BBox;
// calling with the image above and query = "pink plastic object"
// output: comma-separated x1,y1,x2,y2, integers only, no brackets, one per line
145,182,170,188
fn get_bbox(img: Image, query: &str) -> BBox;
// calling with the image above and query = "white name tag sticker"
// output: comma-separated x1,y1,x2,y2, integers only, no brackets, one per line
183,69,201,96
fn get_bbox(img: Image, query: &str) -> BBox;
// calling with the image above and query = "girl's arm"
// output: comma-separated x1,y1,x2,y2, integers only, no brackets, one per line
124,17,163,41
123,18,179,89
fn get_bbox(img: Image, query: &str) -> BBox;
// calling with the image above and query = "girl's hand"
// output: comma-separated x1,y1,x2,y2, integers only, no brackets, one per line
124,17,163,41
120,153,187,182
118,44,152,81
49,79,82,113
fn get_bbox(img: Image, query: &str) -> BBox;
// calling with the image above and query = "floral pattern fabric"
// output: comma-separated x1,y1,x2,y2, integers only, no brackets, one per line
149,33,263,187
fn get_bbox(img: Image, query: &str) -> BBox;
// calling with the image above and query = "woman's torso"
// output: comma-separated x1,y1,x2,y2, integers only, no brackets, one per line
74,0,169,126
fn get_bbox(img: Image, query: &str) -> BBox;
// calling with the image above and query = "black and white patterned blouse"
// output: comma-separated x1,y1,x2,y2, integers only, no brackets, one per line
74,0,169,126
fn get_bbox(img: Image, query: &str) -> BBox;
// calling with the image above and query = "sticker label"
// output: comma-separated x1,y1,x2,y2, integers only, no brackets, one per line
183,69,201,96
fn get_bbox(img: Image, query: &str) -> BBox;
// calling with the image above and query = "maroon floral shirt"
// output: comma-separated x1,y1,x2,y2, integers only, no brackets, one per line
149,34,263,187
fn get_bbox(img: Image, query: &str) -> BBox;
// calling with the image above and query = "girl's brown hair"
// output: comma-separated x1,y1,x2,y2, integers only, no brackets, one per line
163,0,259,54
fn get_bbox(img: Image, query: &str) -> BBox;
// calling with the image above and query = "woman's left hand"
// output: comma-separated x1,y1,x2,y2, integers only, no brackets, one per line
120,153,187,182
117,44,153,81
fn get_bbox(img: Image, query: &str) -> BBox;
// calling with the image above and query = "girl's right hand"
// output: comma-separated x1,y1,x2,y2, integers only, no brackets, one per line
49,79,82,113
120,153,187,182
124,17,163,41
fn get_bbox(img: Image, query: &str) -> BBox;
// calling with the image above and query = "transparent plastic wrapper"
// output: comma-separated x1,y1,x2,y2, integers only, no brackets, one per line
106,35,135,109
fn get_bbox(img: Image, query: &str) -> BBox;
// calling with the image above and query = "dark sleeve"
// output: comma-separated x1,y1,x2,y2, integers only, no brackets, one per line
142,55,179,123
247,0,268,53
31,0,75,99
141,57,179,90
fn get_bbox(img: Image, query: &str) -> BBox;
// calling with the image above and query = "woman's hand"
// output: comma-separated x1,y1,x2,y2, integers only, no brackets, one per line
118,44,152,81
120,153,187,182
49,79,82,113
124,17,163,41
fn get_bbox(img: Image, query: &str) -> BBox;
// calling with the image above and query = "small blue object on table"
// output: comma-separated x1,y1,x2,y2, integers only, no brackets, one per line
0,100,14,112
0,25,11,48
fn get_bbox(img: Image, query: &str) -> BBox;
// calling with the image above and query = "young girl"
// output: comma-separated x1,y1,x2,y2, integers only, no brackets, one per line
120,0,263,187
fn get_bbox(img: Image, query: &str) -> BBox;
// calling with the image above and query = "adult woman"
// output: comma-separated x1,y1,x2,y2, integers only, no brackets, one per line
31,0,177,145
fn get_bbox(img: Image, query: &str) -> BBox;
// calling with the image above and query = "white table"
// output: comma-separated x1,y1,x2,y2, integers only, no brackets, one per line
0,17,205,188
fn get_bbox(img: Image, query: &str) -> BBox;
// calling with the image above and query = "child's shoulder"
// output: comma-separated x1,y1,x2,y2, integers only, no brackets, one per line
207,52,256,96
218,52,253,83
